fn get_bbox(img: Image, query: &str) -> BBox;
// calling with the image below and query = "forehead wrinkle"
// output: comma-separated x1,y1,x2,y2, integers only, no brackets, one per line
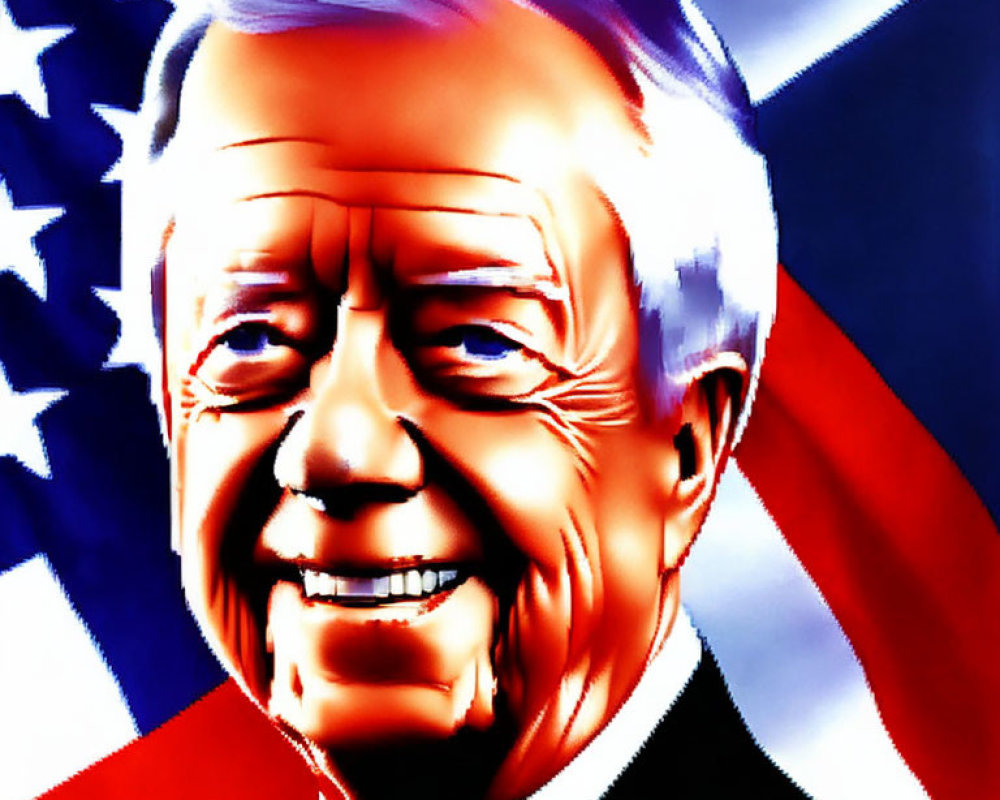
237,190,543,219
213,137,539,187
218,136,329,152
188,141,565,237
230,190,569,298
182,140,575,279
235,189,559,250
200,140,550,203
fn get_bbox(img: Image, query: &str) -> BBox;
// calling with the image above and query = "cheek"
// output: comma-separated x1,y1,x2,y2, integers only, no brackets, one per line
417,406,603,708
172,407,288,700
591,431,670,640
419,406,586,573
418,405,668,716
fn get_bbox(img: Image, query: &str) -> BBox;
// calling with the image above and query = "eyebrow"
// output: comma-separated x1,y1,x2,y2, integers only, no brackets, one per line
407,266,568,301
204,269,306,322
226,270,296,287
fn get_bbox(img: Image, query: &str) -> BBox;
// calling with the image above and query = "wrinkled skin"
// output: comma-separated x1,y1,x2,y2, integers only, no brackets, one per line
163,4,743,797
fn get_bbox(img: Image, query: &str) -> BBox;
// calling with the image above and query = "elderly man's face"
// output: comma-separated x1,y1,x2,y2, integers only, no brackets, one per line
163,5,712,795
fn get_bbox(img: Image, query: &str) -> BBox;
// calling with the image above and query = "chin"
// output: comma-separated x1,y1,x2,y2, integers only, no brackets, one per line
262,575,501,749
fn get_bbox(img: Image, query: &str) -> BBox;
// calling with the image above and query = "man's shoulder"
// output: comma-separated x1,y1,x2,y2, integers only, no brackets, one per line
605,649,811,799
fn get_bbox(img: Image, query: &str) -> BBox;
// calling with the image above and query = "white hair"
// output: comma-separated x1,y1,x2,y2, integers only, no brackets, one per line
123,0,776,442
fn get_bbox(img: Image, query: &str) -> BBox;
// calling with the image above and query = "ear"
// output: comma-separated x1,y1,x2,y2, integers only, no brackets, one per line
660,353,748,572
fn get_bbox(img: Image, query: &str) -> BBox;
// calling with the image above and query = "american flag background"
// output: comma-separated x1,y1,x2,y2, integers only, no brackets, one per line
0,1,996,798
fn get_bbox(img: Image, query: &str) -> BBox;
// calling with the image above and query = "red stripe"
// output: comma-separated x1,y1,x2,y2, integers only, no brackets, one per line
41,681,317,800
736,267,1000,799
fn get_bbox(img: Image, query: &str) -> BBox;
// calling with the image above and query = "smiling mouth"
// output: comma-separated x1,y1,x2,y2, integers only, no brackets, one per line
299,566,467,606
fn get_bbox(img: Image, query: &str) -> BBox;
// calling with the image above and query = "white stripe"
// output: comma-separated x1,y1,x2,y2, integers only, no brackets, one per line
684,465,927,799
0,555,138,800
696,0,912,102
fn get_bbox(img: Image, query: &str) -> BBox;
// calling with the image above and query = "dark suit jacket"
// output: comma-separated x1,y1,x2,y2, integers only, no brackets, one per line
603,649,811,798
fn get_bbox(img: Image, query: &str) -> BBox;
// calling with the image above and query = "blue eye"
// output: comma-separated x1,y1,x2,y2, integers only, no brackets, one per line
436,326,521,360
218,323,278,356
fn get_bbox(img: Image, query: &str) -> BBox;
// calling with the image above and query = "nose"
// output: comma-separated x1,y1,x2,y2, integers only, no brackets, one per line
273,308,423,517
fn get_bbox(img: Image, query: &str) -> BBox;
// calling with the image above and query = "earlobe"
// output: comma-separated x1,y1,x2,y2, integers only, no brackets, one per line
660,354,747,572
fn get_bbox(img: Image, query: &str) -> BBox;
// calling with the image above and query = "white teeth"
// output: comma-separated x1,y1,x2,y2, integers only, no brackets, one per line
302,569,337,597
336,576,385,599
300,567,464,602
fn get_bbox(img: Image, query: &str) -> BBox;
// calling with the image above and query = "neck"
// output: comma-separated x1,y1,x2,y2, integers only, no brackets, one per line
485,573,682,799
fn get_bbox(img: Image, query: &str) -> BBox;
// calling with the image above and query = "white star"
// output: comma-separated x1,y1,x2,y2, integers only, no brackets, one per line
93,284,156,373
91,104,137,184
0,177,64,300
0,360,67,479
0,1,72,118
93,112,159,377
